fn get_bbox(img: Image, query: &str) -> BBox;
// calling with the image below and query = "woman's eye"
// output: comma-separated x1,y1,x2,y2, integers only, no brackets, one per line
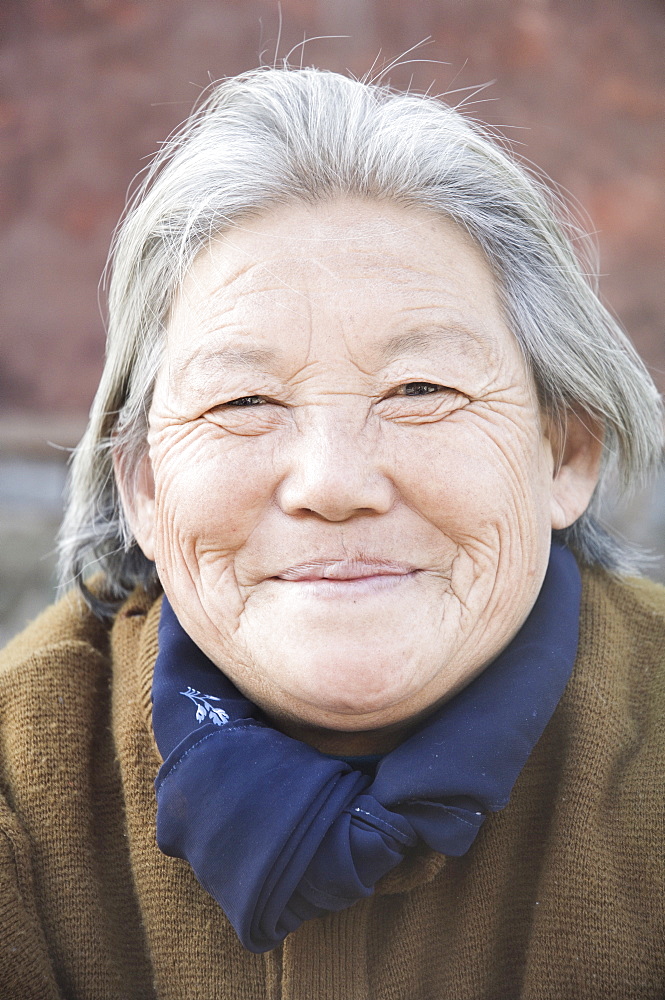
225,395,267,407
399,382,446,396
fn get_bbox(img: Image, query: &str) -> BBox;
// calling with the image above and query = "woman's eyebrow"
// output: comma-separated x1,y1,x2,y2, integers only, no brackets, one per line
377,326,492,364
172,326,492,385
173,346,280,382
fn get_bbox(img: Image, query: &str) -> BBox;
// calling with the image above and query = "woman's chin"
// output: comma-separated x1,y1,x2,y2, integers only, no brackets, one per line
265,671,436,754
264,649,436,728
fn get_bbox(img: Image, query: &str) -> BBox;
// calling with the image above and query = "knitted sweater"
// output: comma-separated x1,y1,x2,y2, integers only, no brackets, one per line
0,567,663,999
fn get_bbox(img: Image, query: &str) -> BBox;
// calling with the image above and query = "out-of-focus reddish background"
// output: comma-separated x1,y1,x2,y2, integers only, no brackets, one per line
1,0,664,641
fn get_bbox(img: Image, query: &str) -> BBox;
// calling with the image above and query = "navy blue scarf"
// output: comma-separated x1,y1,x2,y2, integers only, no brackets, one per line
152,543,581,953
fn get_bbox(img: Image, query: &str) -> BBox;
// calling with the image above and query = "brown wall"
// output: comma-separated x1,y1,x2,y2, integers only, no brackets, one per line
1,0,664,446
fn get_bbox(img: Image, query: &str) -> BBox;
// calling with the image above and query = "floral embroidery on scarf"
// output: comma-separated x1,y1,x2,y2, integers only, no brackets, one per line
180,687,230,726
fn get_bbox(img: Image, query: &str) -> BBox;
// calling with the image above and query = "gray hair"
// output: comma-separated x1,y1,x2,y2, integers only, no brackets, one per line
58,66,664,615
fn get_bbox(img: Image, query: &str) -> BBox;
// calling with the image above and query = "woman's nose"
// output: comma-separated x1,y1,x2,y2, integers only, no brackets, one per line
276,412,394,521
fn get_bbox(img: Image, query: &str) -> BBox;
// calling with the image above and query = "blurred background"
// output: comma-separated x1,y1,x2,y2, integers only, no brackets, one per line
1,0,664,644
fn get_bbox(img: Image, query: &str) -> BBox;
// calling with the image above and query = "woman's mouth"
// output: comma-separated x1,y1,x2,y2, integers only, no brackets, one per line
272,560,419,595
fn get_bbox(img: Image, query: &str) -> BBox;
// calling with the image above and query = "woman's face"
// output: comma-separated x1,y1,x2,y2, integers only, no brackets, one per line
128,199,594,751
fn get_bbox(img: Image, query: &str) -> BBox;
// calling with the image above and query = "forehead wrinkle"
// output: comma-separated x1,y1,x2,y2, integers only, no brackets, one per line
197,270,308,308
198,236,314,304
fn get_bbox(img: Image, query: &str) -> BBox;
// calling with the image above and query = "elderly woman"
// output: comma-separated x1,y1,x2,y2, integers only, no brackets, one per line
1,68,663,1000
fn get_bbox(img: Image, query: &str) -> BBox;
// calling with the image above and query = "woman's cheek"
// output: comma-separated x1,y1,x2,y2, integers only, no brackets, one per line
392,424,504,540
152,430,278,563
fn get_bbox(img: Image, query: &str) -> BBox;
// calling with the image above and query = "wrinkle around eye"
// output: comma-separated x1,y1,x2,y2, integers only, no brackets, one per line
203,402,287,436
376,390,471,424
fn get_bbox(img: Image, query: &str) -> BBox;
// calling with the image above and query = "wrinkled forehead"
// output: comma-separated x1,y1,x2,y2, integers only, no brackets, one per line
164,198,522,378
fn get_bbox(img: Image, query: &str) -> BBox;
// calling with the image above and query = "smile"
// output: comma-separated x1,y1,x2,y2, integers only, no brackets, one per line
272,560,419,595
274,559,418,581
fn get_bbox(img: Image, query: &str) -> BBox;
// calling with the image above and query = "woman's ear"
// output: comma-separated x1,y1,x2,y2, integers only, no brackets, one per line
549,409,604,530
113,446,157,562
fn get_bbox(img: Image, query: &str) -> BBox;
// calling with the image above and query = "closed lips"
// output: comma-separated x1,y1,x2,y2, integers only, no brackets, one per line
274,560,417,581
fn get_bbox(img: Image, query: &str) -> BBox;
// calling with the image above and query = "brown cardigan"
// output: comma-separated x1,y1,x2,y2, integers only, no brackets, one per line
0,566,663,999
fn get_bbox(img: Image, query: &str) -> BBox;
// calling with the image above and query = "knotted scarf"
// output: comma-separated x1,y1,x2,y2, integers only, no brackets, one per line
152,542,581,953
